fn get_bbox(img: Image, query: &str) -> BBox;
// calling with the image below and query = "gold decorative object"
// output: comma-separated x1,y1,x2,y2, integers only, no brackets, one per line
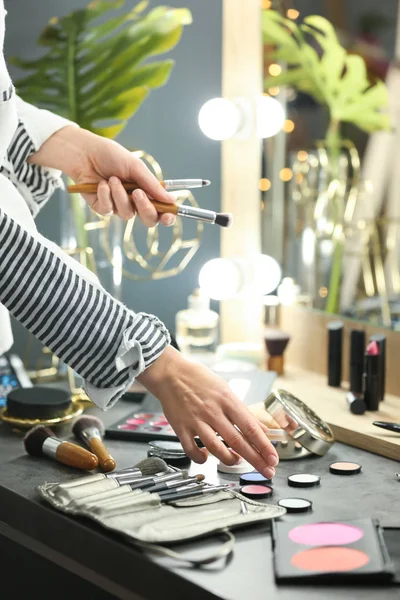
0,398,85,429
290,141,391,325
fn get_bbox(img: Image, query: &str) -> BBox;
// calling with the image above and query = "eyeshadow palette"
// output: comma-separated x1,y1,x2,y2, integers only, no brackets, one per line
272,519,394,584
105,412,178,443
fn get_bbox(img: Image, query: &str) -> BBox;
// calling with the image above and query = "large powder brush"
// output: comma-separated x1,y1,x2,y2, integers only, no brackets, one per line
264,328,291,375
23,425,99,471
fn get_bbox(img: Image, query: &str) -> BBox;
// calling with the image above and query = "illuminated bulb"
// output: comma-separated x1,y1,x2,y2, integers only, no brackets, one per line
268,87,280,96
297,150,308,161
256,95,285,138
199,258,241,300
198,98,241,140
279,168,293,182
319,286,328,299
259,178,271,192
262,0,272,8
283,119,295,133
268,63,282,76
287,9,300,19
252,254,282,295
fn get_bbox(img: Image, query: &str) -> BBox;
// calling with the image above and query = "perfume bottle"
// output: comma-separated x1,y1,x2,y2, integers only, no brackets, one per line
175,289,219,355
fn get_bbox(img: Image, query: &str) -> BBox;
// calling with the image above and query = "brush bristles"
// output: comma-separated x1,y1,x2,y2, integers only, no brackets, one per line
72,415,105,438
134,457,169,476
23,425,55,457
196,474,205,482
215,213,233,228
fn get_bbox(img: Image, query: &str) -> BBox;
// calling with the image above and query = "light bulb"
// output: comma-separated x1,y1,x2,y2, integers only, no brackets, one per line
252,254,282,295
198,98,241,141
199,258,241,300
256,95,285,138
277,277,299,306
302,227,315,267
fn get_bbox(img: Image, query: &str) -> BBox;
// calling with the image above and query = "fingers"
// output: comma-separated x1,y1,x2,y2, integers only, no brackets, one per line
95,181,114,215
130,156,175,204
109,177,136,220
224,404,279,474
196,423,239,466
159,212,176,227
131,189,159,227
178,430,209,464
215,418,276,479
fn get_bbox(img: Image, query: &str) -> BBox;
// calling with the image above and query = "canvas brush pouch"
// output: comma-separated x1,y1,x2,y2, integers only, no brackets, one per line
38,478,286,566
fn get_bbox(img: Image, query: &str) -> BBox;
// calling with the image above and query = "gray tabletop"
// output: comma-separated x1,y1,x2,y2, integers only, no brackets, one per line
0,390,399,599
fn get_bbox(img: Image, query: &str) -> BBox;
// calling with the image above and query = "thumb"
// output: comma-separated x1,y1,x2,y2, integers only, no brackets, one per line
130,156,175,204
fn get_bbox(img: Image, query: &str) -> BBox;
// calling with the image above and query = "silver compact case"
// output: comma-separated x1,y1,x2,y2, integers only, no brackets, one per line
263,389,335,460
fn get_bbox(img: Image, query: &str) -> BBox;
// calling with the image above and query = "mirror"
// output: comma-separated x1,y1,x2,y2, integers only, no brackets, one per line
261,0,400,330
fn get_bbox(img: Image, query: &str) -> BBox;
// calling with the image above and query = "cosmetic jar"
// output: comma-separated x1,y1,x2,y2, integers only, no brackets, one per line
263,389,335,460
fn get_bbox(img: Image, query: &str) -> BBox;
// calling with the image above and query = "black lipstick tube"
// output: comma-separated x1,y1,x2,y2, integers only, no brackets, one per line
349,330,365,393
363,352,380,411
327,321,343,387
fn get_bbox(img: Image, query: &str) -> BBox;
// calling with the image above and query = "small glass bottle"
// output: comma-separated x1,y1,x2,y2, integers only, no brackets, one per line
175,289,219,355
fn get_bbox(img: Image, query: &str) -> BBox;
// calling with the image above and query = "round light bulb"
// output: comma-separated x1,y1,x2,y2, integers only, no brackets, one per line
198,98,241,141
198,258,241,300
277,277,299,306
256,96,285,138
252,254,282,295
302,227,315,267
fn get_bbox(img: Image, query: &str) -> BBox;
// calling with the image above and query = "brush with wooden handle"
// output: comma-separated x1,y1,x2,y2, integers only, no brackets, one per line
67,179,210,194
67,182,232,228
23,425,99,471
72,415,116,473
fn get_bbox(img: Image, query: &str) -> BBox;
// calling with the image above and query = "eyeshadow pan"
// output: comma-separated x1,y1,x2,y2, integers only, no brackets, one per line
126,418,146,425
291,547,369,572
278,498,312,513
329,461,362,475
287,474,320,488
144,426,162,432
240,484,273,499
239,471,272,486
289,523,364,546
118,424,138,430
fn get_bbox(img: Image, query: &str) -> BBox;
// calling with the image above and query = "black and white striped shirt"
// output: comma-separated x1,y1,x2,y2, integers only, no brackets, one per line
0,12,170,408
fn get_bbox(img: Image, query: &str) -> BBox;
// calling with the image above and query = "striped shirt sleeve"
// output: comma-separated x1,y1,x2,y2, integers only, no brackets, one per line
0,207,171,409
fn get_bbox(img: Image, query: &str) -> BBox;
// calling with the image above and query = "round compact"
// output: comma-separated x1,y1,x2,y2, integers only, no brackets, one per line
6,387,72,420
217,459,253,475
240,484,273,499
148,440,190,467
263,389,335,460
329,461,362,476
278,497,312,513
287,473,321,488
148,440,186,454
239,471,272,486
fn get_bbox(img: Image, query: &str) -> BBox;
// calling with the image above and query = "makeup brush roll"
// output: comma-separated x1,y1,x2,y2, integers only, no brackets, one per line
264,389,335,460
38,478,286,566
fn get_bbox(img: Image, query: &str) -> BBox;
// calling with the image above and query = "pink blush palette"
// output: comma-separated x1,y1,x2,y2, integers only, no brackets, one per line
105,412,179,442
272,519,394,585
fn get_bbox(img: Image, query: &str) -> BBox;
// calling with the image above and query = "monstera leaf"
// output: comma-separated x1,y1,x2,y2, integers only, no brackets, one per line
11,0,192,138
262,11,390,134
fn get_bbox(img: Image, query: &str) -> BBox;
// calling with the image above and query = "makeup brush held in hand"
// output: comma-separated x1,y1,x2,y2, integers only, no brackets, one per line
72,415,116,473
23,426,99,471
67,179,211,193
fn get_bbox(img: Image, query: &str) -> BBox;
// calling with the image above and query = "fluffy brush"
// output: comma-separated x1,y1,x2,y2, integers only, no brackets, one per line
72,415,116,473
23,425,98,471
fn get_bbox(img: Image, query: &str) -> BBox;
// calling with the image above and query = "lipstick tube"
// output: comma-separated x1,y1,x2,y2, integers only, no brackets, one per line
363,351,380,411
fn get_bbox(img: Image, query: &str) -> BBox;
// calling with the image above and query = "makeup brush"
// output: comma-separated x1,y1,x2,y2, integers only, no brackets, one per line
67,179,211,193
23,425,99,471
159,484,230,503
146,474,205,494
263,328,291,375
54,457,170,491
129,470,187,491
72,415,116,473
67,186,232,228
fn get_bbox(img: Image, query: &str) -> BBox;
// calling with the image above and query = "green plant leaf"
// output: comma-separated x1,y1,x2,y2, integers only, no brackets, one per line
14,0,192,139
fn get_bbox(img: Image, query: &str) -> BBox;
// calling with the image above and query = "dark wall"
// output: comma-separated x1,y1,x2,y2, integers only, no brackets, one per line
4,0,222,362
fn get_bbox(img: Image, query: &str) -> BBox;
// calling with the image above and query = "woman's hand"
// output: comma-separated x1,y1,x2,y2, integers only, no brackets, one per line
29,126,176,227
137,346,279,479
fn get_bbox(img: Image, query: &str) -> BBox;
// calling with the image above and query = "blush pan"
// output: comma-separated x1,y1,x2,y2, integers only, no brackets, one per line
291,547,369,572
289,523,364,546
106,412,180,443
